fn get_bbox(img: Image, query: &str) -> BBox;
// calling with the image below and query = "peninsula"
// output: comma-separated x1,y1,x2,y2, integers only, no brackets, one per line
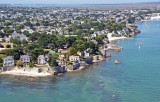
0,4,158,77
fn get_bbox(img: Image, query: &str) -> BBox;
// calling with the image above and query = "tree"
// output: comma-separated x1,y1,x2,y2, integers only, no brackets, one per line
0,57,3,67
0,57,3,63
30,47,44,61
68,47,77,56
10,38,21,45
23,30,31,37
4,21,12,26
0,31,4,38
67,61,72,65
22,39,28,45
0,49,12,56
48,54,58,67
86,41,99,55
29,32,39,42
66,36,77,47
12,47,24,60
16,60,23,67
73,40,87,52
29,61,35,67
3,28,14,36
95,36,104,45
128,16,136,24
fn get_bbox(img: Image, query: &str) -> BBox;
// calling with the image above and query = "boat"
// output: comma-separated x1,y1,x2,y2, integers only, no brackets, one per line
114,60,120,64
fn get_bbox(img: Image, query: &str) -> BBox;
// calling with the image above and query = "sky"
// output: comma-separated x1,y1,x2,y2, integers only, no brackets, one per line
0,0,159,4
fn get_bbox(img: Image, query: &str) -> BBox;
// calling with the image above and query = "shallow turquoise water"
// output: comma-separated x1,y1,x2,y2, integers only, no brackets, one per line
0,21,160,102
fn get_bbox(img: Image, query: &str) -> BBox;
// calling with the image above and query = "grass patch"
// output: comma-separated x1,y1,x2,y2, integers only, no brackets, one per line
0,54,7,58
1,42,14,48
35,64,49,68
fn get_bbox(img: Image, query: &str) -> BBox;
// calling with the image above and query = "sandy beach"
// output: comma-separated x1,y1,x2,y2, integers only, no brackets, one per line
108,36,128,41
0,68,52,77
107,33,128,41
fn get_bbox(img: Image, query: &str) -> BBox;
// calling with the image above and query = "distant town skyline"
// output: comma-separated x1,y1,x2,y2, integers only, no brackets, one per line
0,0,159,4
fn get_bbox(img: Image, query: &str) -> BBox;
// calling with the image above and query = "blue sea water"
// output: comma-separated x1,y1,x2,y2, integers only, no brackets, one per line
0,20,160,102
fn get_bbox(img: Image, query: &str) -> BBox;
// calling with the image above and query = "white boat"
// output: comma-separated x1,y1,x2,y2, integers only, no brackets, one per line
114,60,120,64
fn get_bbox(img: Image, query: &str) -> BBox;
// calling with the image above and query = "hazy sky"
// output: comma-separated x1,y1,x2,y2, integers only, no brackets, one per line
0,0,159,4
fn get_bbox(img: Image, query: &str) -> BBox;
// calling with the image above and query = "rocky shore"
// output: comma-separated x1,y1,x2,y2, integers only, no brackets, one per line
0,34,137,78
0,67,53,77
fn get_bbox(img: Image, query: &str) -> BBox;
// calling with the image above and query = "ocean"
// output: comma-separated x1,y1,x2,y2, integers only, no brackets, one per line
0,20,160,102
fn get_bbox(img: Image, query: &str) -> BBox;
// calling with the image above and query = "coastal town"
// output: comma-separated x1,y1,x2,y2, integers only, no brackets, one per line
0,4,159,77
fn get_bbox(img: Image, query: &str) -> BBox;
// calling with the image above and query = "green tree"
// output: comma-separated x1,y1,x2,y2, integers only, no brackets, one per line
30,48,44,61
29,61,35,67
48,54,58,67
10,38,21,45
3,28,14,35
68,47,77,56
23,30,31,37
95,36,104,45
0,57,3,67
16,60,23,67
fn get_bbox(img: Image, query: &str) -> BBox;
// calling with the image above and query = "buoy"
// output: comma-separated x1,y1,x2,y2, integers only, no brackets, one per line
114,60,120,64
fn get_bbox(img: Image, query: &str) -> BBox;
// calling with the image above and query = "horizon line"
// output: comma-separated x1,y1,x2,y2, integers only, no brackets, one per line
0,1,160,5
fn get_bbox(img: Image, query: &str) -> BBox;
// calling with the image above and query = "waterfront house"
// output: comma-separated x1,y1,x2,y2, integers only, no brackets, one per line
58,54,67,66
20,55,30,63
37,55,46,65
84,51,90,58
69,56,80,62
3,56,14,67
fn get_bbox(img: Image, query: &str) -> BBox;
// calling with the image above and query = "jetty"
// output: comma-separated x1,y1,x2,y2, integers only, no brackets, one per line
106,44,123,51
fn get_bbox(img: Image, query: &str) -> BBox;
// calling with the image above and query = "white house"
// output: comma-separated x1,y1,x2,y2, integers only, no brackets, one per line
69,56,80,62
37,55,46,65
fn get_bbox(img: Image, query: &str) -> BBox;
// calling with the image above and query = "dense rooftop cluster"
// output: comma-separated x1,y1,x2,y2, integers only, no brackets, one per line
0,5,156,71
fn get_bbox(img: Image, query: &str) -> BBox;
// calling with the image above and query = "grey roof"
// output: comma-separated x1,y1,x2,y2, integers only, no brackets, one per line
3,56,14,61
11,32,27,40
37,55,45,59
20,55,30,59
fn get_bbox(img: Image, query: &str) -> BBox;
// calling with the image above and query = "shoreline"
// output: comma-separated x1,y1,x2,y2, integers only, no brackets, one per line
0,34,136,78
0,58,107,77
0,68,53,77
0,41,122,77
108,36,128,41
107,33,128,41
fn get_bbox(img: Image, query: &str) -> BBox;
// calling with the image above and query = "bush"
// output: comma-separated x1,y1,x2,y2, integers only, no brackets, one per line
67,61,72,65
16,60,23,67
0,63,3,67
29,61,35,68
